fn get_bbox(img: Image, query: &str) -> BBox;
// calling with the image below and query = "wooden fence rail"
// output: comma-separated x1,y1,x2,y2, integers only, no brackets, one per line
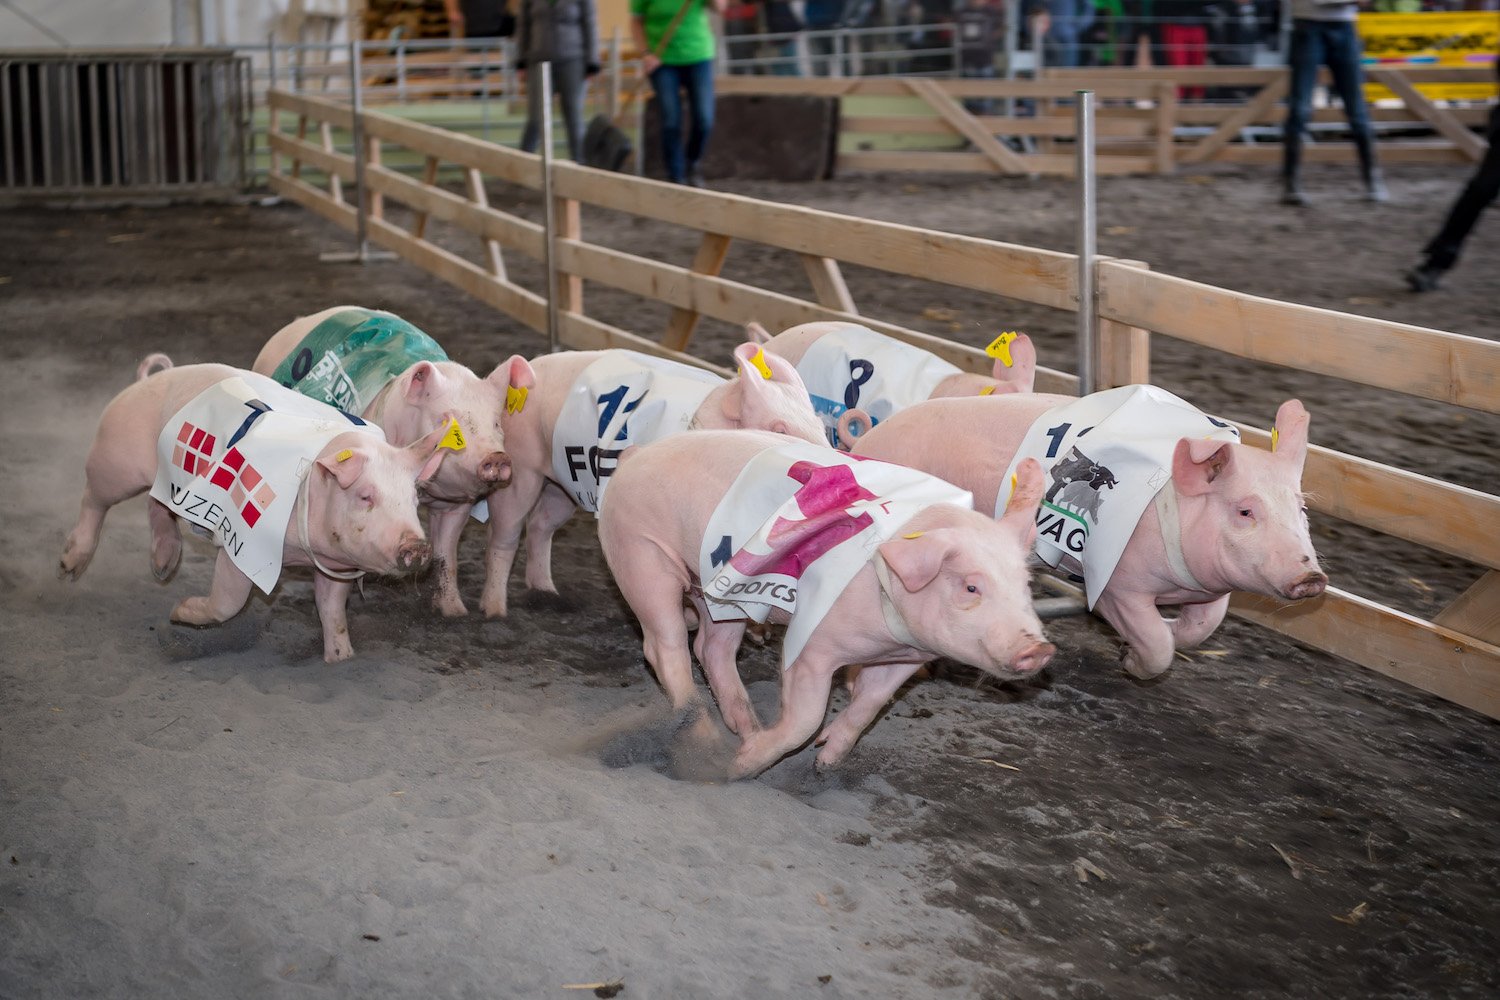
266,87,1500,720
715,65,1495,175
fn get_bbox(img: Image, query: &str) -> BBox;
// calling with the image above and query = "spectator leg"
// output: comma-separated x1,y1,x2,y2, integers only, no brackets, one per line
682,58,716,179
1421,106,1500,272
555,58,588,162
650,64,687,182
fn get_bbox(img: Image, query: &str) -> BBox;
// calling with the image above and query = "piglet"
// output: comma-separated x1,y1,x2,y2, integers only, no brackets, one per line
252,305,536,613
598,429,1052,779
59,357,446,662
751,320,1036,448
853,386,1328,678
474,344,828,619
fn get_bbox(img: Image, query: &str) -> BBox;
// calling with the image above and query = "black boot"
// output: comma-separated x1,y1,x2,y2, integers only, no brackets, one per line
1281,134,1307,206
1354,130,1389,202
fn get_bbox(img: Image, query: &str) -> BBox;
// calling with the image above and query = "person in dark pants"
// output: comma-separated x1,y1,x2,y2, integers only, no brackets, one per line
955,0,1003,113
1281,0,1386,205
516,0,600,161
1406,101,1500,292
632,0,727,186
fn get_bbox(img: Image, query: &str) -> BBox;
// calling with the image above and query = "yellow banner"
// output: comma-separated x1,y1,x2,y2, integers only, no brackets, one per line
1360,11,1500,102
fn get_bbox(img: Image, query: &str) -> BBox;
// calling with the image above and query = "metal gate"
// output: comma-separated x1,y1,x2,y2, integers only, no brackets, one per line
1,49,251,199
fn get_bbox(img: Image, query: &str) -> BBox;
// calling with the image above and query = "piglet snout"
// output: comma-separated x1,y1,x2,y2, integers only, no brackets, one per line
1282,571,1328,601
396,533,431,573
1010,640,1056,675
479,451,512,486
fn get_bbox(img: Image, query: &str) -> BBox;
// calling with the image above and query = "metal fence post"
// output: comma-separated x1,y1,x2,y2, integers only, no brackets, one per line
1075,90,1098,396
321,37,394,264
350,38,369,256
608,28,621,118
541,60,561,353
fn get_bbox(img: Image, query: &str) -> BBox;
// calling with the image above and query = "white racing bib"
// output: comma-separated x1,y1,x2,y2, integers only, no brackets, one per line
551,351,722,513
999,384,1240,608
700,441,973,668
149,374,384,594
795,326,961,446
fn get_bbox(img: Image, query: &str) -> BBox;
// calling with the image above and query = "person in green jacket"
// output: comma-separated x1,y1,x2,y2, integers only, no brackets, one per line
630,0,727,186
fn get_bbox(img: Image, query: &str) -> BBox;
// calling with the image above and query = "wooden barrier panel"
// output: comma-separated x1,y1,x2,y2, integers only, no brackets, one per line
263,88,1500,725
1097,261,1500,414
1044,65,1495,168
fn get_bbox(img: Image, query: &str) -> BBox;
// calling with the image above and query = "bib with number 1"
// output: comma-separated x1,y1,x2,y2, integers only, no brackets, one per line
999,384,1240,607
551,351,723,514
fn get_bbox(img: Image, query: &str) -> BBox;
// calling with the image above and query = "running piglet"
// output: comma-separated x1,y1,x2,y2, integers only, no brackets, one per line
60,357,447,662
598,429,1052,779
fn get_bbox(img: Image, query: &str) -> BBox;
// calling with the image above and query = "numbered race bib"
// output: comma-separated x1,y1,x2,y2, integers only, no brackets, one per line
149,374,384,593
551,351,723,514
700,441,972,668
270,308,448,416
795,326,962,446
999,384,1240,608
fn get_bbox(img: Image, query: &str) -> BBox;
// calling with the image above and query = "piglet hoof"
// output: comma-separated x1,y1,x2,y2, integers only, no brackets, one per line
57,545,90,582
813,736,852,772
1121,648,1172,681
432,591,469,618
171,596,221,627
151,546,182,583
478,591,509,620
323,641,354,664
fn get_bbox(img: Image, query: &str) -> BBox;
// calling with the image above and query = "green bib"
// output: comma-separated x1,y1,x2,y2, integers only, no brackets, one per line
270,309,448,415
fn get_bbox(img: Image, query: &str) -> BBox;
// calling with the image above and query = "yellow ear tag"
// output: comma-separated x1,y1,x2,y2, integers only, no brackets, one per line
902,531,925,540
1270,427,1279,453
335,448,354,463
506,385,528,415
1009,472,1018,501
439,418,466,452
749,347,774,380
985,331,1019,368
979,385,996,396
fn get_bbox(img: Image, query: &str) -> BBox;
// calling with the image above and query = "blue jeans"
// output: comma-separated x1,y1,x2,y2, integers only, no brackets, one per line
1284,19,1373,151
650,60,715,183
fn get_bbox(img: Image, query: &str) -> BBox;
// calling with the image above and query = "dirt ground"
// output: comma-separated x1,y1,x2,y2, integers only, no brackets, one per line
2,160,1498,999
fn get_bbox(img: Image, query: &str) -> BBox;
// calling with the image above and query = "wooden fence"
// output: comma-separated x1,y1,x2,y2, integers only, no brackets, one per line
716,65,1495,175
266,87,1500,721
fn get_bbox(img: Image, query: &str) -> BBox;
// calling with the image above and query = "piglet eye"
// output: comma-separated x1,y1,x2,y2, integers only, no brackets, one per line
966,584,979,594
1238,508,1253,518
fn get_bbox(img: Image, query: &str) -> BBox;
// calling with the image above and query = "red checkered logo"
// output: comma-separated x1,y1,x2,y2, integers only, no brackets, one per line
172,422,217,476
208,447,277,527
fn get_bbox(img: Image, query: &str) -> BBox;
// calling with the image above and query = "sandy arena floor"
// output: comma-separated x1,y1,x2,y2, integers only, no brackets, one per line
2,160,1498,999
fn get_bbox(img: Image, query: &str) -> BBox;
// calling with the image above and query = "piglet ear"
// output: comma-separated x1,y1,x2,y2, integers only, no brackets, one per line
1000,458,1044,548
317,445,370,490
1172,437,1235,496
487,354,537,391
989,331,1036,393
404,361,447,404
408,420,450,482
877,529,955,593
1272,398,1311,471
745,321,773,345
722,343,766,421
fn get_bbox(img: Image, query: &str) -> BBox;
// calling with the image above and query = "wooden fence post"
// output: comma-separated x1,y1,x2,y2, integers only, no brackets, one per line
1153,81,1176,175
1097,259,1150,387
365,135,383,219
555,195,583,315
662,232,733,351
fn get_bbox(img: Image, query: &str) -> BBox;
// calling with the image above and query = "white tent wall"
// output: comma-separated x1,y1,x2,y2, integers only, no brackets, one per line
0,0,351,49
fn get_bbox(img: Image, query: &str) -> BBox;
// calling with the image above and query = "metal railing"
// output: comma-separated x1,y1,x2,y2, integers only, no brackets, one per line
0,49,251,198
